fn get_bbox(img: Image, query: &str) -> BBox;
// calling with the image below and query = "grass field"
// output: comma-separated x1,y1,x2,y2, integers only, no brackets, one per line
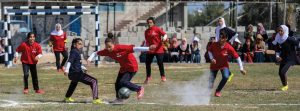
0,63,300,111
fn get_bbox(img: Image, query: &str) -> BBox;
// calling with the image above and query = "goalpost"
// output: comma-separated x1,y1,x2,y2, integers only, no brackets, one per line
3,5,101,67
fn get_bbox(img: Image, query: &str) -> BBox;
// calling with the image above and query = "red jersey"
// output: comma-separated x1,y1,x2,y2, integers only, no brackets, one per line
208,42,239,70
50,32,66,51
97,45,138,73
16,42,42,64
144,26,166,54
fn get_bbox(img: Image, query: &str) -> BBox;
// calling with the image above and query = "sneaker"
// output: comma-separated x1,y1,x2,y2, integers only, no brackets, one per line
23,89,29,94
92,99,104,104
215,91,221,97
144,77,152,84
161,76,167,82
228,73,234,82
137,87,144,100
35,89,45,94
280,85,289,91
64,97,75,102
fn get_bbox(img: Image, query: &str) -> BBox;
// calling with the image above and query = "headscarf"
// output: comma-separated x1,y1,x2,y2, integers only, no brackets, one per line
51,23,64,36
215,17,226,42
272,25,289,45
192,37,199,51
180,38,188,51
170,37,178,48
257,23,266,35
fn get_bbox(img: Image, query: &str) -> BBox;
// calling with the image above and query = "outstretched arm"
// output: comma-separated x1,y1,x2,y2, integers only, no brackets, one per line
133,47,149,52
236,57,246,75
87,52,97,62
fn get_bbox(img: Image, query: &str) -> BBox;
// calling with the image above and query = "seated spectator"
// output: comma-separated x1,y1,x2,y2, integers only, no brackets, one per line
254,34,265,62
163,38,170,62
230,39,242,62
257,23,268,42
242,38,254,63
190,37,201,63
179,38,191,63
168,37,179,63
205,37,216,63
244,24,256,41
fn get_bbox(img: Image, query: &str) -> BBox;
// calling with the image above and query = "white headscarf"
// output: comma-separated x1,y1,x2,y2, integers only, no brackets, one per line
51,23,64,36
272,25,289,45
215,17,226,42
180,38,188,51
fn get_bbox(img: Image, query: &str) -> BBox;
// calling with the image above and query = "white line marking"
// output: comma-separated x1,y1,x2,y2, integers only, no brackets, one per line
1,99,300,108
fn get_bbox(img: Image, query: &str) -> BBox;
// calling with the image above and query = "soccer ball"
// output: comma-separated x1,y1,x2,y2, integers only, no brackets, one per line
118,87,131,99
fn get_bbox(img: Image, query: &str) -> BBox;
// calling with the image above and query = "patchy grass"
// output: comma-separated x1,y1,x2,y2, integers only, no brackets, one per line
0,63,300,111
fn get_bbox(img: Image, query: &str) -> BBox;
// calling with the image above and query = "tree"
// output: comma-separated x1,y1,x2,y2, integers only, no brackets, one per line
188,3,226,27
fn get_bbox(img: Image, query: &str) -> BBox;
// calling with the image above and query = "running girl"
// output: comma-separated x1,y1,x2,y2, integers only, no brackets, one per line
272,25,300,91
208,29,246,97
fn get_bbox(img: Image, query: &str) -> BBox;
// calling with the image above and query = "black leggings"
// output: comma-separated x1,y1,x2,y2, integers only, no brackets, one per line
279,61,295,86
66,73,98,99
146,53,165,77
115,72,141,99
22,63,39,90
54,51,68,70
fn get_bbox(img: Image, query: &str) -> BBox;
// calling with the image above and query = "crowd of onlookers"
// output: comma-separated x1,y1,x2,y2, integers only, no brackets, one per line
140,36,201,63
139,23,297,64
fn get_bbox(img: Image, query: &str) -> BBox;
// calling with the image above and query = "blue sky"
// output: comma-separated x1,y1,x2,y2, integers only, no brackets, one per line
187,2,244,14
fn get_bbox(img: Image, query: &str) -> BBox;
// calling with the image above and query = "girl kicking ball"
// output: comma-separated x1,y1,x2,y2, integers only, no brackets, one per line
208,29,246,97
14,32,44,94
63,38,103,104
88,38,150,103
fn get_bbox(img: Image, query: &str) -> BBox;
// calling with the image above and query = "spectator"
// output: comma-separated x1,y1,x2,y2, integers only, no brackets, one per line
241,38,254,63
254,34,265,62
265,33,277,62
215,17,239,45
205,37,216,63
168,37,179,63
257,23,268,42
163,38,170,62
245,24,256,41
286,24,294,37
190,37,201,63
230,39,242,62
179,38,191,63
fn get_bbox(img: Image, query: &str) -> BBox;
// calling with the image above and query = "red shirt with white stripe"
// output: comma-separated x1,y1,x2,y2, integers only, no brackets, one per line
50,32,66,51
16,42,42,64
208,42,239,70
144,26,166,54
97,45,138,73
